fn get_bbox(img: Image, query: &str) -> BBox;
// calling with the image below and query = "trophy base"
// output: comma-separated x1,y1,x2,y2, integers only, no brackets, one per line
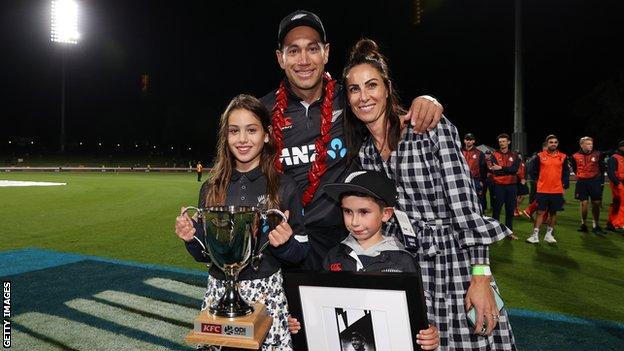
185,302,272,350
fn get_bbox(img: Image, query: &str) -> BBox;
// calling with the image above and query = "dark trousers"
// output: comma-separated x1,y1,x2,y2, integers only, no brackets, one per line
528,180,537,203
473,178,486,212
197,172,202,182
486,178,495,211
493,183,518,231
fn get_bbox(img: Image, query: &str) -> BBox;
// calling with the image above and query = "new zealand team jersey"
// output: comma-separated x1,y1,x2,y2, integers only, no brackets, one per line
261,82,349,229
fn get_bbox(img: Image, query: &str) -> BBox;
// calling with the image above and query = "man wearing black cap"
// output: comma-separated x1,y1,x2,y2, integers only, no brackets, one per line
461,133,487,211
606,140,624,233
261,10,444,270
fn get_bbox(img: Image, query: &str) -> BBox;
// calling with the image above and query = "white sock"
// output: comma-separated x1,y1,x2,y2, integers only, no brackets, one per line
592,220,597,228
533,228,539,236
546,227,554,235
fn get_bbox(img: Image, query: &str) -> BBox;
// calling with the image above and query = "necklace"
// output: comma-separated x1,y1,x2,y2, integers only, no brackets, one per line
272,73,336,206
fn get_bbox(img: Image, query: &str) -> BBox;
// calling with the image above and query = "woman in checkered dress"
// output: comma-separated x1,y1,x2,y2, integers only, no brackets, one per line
342,39,516,350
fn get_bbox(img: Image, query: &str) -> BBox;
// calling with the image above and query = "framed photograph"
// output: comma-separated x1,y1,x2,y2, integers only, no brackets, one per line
283,271,429,351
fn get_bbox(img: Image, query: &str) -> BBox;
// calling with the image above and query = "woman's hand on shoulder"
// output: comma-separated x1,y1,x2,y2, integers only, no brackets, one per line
402,96,443,133
175,207,196,242
268,210,292,247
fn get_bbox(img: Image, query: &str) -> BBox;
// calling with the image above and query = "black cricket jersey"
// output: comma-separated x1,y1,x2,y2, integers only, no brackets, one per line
261,80,351,269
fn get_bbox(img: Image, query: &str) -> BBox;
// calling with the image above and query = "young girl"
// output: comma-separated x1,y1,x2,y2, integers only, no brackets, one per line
342,39,516,350
175,94,309,350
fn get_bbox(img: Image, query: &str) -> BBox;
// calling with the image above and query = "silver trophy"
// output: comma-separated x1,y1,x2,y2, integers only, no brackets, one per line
183,205,287,318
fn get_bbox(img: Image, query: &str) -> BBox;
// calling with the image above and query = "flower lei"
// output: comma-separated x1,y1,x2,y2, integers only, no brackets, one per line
272,72,336,206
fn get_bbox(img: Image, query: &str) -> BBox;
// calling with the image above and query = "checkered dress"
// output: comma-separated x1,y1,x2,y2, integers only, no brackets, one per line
360,117,516,350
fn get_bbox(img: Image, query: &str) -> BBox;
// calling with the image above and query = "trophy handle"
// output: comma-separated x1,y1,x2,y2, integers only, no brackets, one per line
251,209,288,270
181,206,212,267
182,206,203,217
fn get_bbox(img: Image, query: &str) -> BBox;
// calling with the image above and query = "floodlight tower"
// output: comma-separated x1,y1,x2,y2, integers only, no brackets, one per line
51,0,80,153
512,0,526,155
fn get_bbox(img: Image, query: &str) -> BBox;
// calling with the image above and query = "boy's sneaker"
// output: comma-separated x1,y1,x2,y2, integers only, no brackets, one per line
526,233,539,244
592,225,606,236
544,233,557,243
615,227,624,234
605,223,616,231
577,224,588,233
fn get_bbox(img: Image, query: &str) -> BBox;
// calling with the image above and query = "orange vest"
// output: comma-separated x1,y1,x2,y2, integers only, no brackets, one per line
462,148,483,179
537,151,567,193
614,154,624,181
572,151,601,180
492,150,519,185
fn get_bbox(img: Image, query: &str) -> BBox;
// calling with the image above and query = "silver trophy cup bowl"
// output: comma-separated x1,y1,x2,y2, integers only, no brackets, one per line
183,205,286,318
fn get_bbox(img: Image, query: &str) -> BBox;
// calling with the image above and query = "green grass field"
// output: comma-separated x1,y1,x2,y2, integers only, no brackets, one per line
2,171,623,325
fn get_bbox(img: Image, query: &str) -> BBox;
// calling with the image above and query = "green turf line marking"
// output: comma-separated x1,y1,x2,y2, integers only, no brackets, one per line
90,296,194,329
11,326,76,351
65,298,190,344
12,312,171,351
143,294,203,310
143,277,206,299
94,290,197,325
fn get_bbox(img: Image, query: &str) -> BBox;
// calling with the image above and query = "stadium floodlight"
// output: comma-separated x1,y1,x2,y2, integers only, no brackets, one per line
51,0,80,152
51,0,80,44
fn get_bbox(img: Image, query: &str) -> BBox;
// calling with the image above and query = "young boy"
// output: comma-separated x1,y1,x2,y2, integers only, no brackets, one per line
288,170,439,350
322,170,418,273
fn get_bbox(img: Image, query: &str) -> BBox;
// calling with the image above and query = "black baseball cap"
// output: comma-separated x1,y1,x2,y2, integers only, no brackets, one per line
464,133,475,140
277,10,326,48
323,170,398,207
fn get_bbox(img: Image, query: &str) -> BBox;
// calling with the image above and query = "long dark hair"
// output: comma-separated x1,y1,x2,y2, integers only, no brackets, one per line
206,94,281,209
342,38,406,164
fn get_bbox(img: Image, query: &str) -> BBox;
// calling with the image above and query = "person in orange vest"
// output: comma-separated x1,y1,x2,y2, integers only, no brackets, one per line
526,135,570,244
196,161,203,182
489,133,520,236
569,136,606,235
606,140,624,233
461,133,487,211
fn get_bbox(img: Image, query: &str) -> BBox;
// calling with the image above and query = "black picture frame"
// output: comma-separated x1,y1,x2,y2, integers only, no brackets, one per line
283,271,429,351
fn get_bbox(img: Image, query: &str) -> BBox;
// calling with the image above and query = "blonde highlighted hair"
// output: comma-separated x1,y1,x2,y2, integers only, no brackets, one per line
579,136,593,145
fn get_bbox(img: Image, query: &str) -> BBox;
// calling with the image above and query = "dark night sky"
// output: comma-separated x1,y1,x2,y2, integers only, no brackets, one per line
1,0,623,159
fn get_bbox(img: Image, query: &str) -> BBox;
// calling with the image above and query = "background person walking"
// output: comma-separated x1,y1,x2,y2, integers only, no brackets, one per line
196,161,203,182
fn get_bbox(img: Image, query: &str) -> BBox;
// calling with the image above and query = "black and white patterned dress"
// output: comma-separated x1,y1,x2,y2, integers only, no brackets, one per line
200,272,292,351
360,117,516,350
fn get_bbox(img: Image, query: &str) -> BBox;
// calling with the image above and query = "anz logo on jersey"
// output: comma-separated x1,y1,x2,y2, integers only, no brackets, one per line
280,138,346,166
